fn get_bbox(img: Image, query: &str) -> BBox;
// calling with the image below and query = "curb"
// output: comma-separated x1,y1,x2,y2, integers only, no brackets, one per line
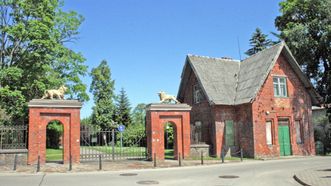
293,175,311,186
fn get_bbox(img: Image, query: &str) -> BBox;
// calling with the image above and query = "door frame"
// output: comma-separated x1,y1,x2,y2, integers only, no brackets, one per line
277,118,292,156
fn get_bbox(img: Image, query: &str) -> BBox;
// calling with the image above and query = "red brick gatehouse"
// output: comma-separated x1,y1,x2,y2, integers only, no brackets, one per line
177,41,320,158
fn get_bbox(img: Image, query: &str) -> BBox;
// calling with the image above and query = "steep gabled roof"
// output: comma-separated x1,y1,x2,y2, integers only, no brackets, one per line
187,55,240,105
177,41,321,106
234,42,283,104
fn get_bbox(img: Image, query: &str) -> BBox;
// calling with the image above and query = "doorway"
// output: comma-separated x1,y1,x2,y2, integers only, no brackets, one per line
164,122,175,159
278,119,291,156
46,120,64,163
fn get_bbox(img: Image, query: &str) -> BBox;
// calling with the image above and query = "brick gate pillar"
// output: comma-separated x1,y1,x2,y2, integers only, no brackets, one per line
28,99,82,165
146,103,191,160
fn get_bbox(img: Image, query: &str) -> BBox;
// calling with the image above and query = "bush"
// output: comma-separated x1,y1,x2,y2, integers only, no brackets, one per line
46,121,63,149
314,116,331,154
117,124,145,146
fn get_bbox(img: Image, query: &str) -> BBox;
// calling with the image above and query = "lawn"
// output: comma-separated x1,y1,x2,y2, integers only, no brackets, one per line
82,146,146,156
165,149,174,159
46,148,63,161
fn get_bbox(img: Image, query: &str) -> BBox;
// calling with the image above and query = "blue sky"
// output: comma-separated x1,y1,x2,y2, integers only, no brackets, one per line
63,0,282,119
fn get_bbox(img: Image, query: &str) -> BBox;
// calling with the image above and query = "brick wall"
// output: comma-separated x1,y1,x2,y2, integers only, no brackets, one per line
146,105,191,161
28,107,81,165
252,54,315,158
212,105,235,157
236,104,255,157
181,71,213,145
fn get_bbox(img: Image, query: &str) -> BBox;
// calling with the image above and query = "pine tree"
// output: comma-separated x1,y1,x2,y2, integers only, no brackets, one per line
115,88,132,127
245,28,273,56
90,60,116,130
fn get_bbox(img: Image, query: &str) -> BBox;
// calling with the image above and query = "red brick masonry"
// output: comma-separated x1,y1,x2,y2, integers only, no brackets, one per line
27,99,82,165
146,104,191,160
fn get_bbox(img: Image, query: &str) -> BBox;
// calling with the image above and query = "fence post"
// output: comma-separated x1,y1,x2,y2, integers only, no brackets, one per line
36,155,40,172
179,153,182,167
13,154,18,171
69,154,72,171
240,148,243,162
99,154,102,170
201,151,204,165
221,150,224,163
112,128,115,161
153,153,156,168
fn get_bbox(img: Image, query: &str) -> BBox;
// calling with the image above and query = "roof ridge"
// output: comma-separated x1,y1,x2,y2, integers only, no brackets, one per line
187,54,240,62
241,41,284,62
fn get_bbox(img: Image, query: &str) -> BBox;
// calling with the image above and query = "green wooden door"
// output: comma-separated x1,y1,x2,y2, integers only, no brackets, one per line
278,125,291,156
225,120,234,146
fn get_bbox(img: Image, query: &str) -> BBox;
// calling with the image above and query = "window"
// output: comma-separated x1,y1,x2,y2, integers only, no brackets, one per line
273,77,288,97
295,120,303,144
225,120,234,146
193,84,204,104
266,121,273,145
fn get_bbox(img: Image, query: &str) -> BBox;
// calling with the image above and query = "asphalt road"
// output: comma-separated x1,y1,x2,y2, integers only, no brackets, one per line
1,157,330,186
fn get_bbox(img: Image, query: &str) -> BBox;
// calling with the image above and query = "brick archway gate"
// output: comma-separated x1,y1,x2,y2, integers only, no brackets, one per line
146,104,191,160
27,99,82,165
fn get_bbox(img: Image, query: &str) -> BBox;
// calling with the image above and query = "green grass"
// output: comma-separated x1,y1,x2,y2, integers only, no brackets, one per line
83,146,146,156
46,148,63,161
165,149,174,159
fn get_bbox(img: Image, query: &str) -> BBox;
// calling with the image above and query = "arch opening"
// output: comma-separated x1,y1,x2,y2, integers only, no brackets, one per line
164,122,176,159
46,120,64,163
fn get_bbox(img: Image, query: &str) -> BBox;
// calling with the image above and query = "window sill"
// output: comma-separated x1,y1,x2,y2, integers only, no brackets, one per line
274,96,289,98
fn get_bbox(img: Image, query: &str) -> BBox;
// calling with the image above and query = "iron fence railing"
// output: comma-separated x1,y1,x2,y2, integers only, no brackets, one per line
80,126,147,161
0,125,28,150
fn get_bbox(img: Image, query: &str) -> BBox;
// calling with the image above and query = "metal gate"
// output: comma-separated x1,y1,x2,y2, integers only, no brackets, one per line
80,125,147,161
0,125,28,151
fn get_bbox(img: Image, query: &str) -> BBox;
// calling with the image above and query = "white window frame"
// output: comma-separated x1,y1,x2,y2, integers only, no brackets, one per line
273,76,288,97
295,120,303,144
266,121,273,145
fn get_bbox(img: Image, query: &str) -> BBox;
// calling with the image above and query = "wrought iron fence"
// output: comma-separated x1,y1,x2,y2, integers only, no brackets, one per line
80,125,147,161
0,125,28,150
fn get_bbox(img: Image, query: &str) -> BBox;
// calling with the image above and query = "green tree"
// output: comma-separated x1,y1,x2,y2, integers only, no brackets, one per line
90,60,116,130
80,116,92,126
275,0,331,104
132,103,146,125
114,88,131,127
245,28,273,56
117,123,145,146
46,121,63,149
0,0,89,124
314,115,331,154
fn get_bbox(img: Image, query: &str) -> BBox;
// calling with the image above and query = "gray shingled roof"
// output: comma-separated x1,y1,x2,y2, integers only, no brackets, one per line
235,42,283,104
178,41,320,105
188,55,240,105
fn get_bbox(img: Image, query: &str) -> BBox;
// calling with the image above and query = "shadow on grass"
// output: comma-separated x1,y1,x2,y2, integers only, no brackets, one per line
46,148,63,163
165,149,174,159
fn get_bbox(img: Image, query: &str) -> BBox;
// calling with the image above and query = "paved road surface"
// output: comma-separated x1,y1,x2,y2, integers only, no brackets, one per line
0,157,330,186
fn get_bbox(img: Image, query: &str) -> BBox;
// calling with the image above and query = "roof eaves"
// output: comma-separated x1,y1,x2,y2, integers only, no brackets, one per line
186,56,213,105
177,56,190,99
282,44,322,105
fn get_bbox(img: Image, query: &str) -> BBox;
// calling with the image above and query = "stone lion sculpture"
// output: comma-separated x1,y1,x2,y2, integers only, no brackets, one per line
41,85,67,99
158,91,180,104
